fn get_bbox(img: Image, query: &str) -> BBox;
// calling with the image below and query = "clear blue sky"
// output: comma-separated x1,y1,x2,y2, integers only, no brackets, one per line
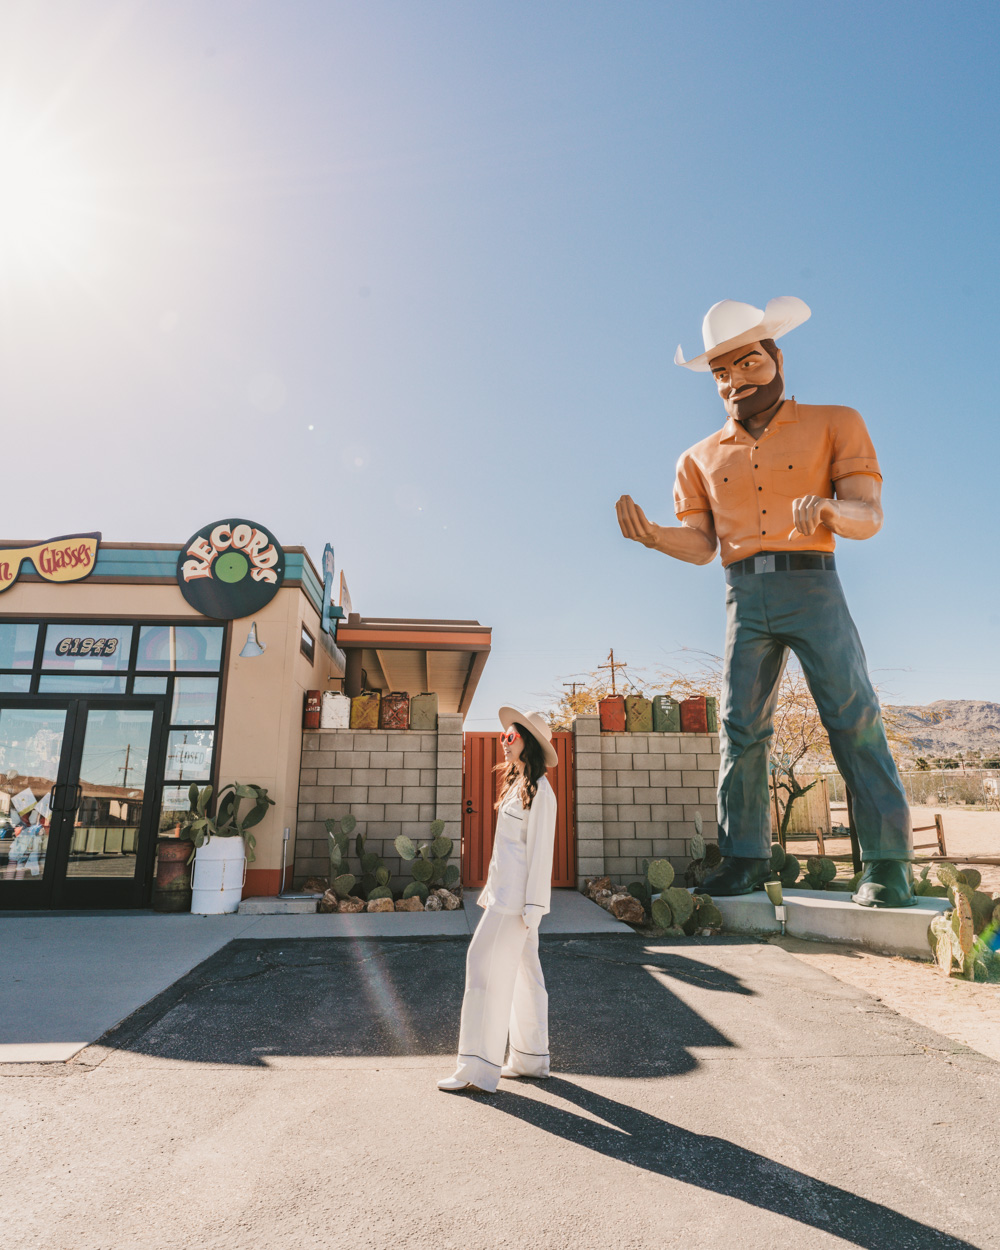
1,1,997,726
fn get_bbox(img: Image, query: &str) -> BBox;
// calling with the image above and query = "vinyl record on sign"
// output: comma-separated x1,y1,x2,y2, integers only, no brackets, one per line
176,519,285,620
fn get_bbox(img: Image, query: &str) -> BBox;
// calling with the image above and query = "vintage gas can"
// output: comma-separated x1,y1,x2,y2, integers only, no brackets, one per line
320,691,351,729
380,692,410,730
680,695,709,733
706,696,719,733
624,694,653,733
652,694,681,732
350,692,381,730
409,692,439,731
304,690,321,730
598,695,626,732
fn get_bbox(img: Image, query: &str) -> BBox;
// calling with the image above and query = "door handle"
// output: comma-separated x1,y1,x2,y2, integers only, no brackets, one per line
465,800,475,815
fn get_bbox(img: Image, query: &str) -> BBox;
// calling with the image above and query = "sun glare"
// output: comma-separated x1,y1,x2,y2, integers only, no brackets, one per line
0,128,98,276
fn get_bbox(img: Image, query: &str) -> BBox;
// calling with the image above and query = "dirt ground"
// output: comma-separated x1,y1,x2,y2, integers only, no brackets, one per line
778,803,1000,1067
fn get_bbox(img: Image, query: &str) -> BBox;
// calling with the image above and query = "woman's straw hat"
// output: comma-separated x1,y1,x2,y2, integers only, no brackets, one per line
498,706,559,768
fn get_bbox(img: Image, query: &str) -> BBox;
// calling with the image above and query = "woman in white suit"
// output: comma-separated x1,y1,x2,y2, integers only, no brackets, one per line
438,706,558,1093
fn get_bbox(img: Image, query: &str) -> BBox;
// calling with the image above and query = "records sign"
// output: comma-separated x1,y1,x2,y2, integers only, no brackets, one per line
177,519,285,620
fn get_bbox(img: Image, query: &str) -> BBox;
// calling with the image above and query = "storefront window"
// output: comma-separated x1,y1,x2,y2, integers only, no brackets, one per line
42,624,132,672
170,678,218,727
136,625,223,673
0,623,38,668
0,707,67,882
133,676,169,694
159,785,196,836
164,729,214,782
38,675,127,694
0,676,31,693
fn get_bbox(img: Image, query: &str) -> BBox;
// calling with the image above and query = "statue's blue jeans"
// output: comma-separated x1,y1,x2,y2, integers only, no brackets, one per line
718,568,912,862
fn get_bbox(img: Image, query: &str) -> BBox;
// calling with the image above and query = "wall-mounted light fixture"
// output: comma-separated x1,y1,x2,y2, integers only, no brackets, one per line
239,621,267,658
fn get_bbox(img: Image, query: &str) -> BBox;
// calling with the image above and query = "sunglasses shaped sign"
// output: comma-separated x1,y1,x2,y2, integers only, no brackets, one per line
0,532,101,593
177,519,285,620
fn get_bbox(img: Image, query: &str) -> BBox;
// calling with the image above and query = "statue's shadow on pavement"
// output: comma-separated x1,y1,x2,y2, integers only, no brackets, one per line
489,1078,974,1250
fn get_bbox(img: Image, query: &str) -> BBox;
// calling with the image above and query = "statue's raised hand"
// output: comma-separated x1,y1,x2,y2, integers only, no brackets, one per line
616,495,661,548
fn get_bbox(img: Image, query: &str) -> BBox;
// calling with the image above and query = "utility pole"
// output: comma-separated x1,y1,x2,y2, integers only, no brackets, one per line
119,743,132,789
597,648,628,697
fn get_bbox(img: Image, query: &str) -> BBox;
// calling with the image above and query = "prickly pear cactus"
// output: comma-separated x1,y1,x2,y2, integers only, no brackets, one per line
779,854,801,887
689,831,707,862
663,887,694,927
647,860,675,892
651,897,674,930
770,843,786,873
332,873,356,899
402,880,429,902
962,868,982,890
395,835,417,861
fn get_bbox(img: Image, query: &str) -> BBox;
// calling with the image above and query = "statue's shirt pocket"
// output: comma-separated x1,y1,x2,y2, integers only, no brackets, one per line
770,466,820,498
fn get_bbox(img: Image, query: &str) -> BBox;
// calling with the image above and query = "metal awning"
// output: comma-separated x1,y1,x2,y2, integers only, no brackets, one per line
336,616,491,716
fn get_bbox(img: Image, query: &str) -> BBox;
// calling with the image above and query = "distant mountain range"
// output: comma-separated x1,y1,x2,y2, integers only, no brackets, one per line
885,700,1000,762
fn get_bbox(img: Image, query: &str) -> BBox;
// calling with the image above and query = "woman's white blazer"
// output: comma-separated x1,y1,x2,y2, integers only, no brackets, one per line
479,776,557,919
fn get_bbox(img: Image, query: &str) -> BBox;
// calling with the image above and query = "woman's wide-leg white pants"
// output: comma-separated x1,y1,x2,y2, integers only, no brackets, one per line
452,909,550,1092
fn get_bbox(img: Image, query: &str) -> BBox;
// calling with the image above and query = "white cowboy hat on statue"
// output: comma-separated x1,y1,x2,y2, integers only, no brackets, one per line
673,295,811,372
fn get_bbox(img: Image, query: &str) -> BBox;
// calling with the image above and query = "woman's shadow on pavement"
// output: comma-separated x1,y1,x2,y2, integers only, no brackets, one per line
487,1077,976,1249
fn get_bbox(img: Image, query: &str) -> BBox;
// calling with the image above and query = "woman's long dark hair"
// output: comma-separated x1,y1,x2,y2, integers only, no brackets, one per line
495,722,547,811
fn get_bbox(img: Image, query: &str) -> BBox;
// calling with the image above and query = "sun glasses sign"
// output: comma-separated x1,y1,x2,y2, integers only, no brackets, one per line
176,519,285,620
0,531,101,593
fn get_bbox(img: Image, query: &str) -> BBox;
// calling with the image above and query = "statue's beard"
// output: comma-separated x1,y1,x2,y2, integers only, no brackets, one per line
731,367,784,423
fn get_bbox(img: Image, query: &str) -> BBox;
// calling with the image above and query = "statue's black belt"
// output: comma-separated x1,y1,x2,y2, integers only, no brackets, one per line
725,552,836,582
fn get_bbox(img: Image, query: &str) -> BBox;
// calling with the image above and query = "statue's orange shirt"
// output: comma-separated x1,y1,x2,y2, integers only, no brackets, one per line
673,399,882,567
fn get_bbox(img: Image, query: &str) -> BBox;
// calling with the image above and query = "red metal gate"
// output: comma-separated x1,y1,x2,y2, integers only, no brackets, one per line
461,731,576,888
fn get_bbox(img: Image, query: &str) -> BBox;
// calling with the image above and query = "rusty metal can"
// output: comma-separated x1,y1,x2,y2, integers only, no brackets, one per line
380,692,410,730
680,696,708,733
599,695,626,732
304,690,321,729
152,837,194,913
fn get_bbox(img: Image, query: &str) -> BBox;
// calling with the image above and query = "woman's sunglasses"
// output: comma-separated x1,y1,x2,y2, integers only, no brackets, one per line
500,728,521,746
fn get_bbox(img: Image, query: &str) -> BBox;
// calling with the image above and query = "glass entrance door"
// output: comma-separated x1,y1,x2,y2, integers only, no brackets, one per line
0,699,166,909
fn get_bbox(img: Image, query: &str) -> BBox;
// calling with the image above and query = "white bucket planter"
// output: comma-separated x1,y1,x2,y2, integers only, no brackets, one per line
190,835,247,915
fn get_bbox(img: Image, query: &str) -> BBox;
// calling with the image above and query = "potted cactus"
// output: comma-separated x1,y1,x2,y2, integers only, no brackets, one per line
187,782,274,915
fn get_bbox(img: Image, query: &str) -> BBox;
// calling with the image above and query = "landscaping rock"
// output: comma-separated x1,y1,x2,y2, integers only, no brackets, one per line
593,889,614,910
338,897,365,914
302,876,328,893
424,894,443,911
366,897,394,913
318,890,339,913
433,889,460,911
610,894,646,925
395,896,424,912
584,876,611,900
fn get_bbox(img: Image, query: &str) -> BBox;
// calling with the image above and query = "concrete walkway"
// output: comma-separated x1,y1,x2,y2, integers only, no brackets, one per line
5,933,997,1248
0,890,628,1062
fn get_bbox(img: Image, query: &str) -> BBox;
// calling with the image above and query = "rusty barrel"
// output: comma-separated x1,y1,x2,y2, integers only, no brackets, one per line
152,837,194,912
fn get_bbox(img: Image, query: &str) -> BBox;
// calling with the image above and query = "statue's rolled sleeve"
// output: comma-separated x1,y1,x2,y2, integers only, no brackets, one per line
830,408,882,482
673,452,711,519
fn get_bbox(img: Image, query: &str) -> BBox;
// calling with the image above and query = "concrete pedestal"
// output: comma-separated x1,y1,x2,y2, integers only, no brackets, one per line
709,889,950,960
237,896,319,915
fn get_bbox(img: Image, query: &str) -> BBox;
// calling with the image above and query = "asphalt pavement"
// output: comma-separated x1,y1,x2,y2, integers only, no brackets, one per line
4,931,998,1249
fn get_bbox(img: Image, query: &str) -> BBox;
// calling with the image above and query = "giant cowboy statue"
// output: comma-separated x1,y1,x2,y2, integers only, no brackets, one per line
616,296,915,908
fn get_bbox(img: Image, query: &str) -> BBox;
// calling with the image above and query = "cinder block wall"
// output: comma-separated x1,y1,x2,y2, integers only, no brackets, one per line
573,713,720,883
293,712,463,889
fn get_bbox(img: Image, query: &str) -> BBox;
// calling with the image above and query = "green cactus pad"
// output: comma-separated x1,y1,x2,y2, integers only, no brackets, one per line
366,886,393,901
962,868,982,890
443,865,460,888
429,819,446,837
806,856,823,878
694,811,703,836
402,881,429,901
628,882,649,904
647,860,675,891
361,873,377,896
651,898,674,929
375,866,390,887
819,858,837,883
361,852,381,874
394,836,417,860
411,858,434,883
936,864,960,887
779,855,801,885
770,843,786,871
340,814,357,834
689,832,707,862
663,887,694,926
332,873,356,898
704,843,723,868
430,836,454,860
699,902,723,928
952,893,975,956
